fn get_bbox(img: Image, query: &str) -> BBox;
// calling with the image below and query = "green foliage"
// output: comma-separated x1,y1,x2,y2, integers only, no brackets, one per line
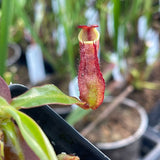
0,140,4,160
0,80,85,159
56,0,87,78
14,0,57,71
66,107,91,126
1,119,24,160
0,0,14,76
4,106,58,160
11,84,84,109
112,0,120,51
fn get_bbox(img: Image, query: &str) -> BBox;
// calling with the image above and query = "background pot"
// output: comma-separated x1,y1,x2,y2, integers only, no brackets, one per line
9,84,110,160
95,97,148,160
7,43,21,66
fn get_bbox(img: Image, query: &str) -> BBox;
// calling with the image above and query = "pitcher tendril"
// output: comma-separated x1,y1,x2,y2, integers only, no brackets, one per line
78,25,105,110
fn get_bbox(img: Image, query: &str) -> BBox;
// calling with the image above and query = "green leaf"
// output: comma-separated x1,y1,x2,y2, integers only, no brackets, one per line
18,0,26,8
1,119,24,160
66,107,91,126
0,140,4,160
0,96,11,117
4,106,58,160
0,0,14,76
10,84,84,109
112,0,120,51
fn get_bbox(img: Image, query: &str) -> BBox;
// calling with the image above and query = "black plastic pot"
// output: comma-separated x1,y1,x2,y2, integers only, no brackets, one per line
139,100,160,160
148,100,160,128
140,127,160,160
9,84,110,160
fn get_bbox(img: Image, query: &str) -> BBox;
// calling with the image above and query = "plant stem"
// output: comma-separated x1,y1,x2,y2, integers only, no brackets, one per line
0,0,14,77
81,85,134,136
112,0,120,52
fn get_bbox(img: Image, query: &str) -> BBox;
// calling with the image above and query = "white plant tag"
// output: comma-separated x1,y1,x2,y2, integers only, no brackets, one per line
110,53,125,82
26,44,46,85
69,77,79,109
145,29,159,65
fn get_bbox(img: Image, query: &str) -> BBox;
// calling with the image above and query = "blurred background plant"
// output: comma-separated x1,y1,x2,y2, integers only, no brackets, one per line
0,0,159,93
106,0,160,90
0,0,87,84
0,0,159,123
0,3,160,159
66,0,160,125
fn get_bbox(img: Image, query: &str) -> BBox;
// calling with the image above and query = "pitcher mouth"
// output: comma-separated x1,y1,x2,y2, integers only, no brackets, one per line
78,25,99,44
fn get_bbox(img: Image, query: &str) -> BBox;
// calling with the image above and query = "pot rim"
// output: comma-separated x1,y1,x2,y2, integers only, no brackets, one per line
96,96,148,150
